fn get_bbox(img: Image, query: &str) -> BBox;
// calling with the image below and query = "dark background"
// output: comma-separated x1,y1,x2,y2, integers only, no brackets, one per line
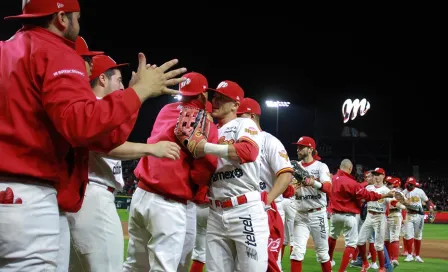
1,2,444,170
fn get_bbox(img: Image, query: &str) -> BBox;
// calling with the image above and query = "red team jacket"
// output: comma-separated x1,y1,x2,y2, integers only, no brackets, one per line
330,170,383,214
135,100,217,204
0,27,139,211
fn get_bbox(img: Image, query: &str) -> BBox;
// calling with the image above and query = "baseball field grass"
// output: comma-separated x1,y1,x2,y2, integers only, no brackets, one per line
118,209,448,271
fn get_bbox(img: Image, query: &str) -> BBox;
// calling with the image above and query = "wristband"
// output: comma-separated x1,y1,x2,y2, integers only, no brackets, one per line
204,143,229,159
313,181,322,189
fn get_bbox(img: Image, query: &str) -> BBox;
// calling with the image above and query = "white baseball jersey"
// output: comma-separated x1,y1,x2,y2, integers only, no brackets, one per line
259,131,293,203
388,188,403,216
294,160,332,211
366,185,390,213
88,152,124,190
402,188,428,212
88,95,124,190
208,118,262,200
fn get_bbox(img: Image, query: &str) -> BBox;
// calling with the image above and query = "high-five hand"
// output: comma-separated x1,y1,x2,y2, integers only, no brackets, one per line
131,53,187,101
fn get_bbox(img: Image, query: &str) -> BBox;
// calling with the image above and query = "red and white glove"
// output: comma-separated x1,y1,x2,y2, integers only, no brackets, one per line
0,187,22,204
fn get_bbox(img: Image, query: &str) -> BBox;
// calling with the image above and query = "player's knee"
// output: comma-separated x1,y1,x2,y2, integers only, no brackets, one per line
374,244,384,251
414,236,422,241
404,234,414,240
357,241,366,246
316,250,330,263
290,248,305,261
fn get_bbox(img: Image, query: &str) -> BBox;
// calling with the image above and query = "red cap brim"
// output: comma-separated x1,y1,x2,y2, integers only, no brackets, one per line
4,13,56,20
81,51,104,57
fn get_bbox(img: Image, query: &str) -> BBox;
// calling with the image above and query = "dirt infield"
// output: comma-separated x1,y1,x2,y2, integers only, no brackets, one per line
121,222,447,260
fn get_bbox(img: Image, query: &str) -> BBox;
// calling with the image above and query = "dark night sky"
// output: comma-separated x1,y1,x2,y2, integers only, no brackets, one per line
1,2,444,166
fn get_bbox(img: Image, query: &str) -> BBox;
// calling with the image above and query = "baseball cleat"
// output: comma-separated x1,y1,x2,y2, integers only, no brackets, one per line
330,260,335,267
404,254,414,262
415,256,424,263
369,262,379,269
349,259,363,267
391,259,399,267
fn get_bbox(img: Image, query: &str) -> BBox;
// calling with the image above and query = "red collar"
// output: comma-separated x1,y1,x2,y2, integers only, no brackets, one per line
301,160,316,167
20,26,76,49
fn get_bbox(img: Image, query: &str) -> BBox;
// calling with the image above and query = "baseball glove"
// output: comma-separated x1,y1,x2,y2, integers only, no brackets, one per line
174,107,209,158
429,210,436,223
290,160,312,185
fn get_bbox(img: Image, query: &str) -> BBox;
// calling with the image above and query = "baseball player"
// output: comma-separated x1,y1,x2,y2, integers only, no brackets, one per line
290,136,332,272
400,177,434,263
328,159,393,272
350,171,377,267
192,81,273,272
75,36,104,76
67,55,181,272
237,97,294,271
356,168,406,272
384,177,404,267
0,1,185,271
123,72,217,272
190,101,215,272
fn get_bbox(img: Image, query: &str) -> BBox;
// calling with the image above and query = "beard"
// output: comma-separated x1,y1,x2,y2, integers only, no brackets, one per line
63,21,79,42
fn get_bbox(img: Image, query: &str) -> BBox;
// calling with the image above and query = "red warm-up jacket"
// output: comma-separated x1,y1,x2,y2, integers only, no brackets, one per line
0,27,139,211
135,100,218,203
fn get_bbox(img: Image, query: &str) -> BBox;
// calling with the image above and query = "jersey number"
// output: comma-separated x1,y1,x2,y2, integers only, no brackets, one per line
259,182,266,190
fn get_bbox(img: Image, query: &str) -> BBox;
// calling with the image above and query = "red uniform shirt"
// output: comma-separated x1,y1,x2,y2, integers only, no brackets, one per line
330,169,383,214
135,100,217,203
0,27,140,211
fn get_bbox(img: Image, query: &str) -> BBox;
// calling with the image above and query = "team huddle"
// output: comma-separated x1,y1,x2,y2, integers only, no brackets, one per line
0,1,435,272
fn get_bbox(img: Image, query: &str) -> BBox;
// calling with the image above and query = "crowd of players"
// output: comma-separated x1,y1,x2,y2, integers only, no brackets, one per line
0,1,436,272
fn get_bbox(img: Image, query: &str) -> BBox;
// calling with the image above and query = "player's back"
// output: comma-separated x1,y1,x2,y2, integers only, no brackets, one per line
209,117,262,200
259,131,292,200
88,152,124,190
0,27,84,183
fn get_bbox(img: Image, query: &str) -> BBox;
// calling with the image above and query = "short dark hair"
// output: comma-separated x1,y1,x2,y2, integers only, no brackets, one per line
22,12,74,28
90,68,116,88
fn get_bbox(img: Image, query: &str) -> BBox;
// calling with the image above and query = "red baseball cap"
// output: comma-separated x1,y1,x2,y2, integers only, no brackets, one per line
406,176,419,186
385,176,394,184
393,178,401,188
237,98,261,115
90,55,128,80
5,0,80,20
372,167,386,175
179,72,208,96
206,101,213,112
75,36,104,57
210,80,244,101
292,136,316,149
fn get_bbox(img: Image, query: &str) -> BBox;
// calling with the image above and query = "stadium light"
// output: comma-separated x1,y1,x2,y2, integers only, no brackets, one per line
265,100,291,137
265,100,290,107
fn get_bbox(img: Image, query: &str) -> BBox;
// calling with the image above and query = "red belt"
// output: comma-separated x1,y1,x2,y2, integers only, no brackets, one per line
90,181,115,194
210,195,248,208
106,186,115,194
307,207,322,213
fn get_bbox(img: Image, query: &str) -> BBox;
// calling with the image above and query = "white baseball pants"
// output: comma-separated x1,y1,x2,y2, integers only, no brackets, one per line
66,182,124,272
123,188,188,272
329,213,358,248
0,181,59,271
385,214,402,242
282,197,296,246
192,204,209,263
275,199,286,271
206,195,269,272
56,212,70,272
291,209,330,263
404,213,424,240
357,212,387,251
177,201,197,272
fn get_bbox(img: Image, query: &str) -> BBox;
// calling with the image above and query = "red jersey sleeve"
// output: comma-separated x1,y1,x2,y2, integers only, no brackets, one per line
354,183,382,202
34,49,141,150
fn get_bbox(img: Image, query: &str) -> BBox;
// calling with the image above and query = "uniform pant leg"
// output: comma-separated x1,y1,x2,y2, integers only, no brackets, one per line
0,181,60,272
56,212,70,272
68,184,124,272
290,212,310,261
309,210,330,263
177,201,197,272
206,207,237,272
192,205,209,263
